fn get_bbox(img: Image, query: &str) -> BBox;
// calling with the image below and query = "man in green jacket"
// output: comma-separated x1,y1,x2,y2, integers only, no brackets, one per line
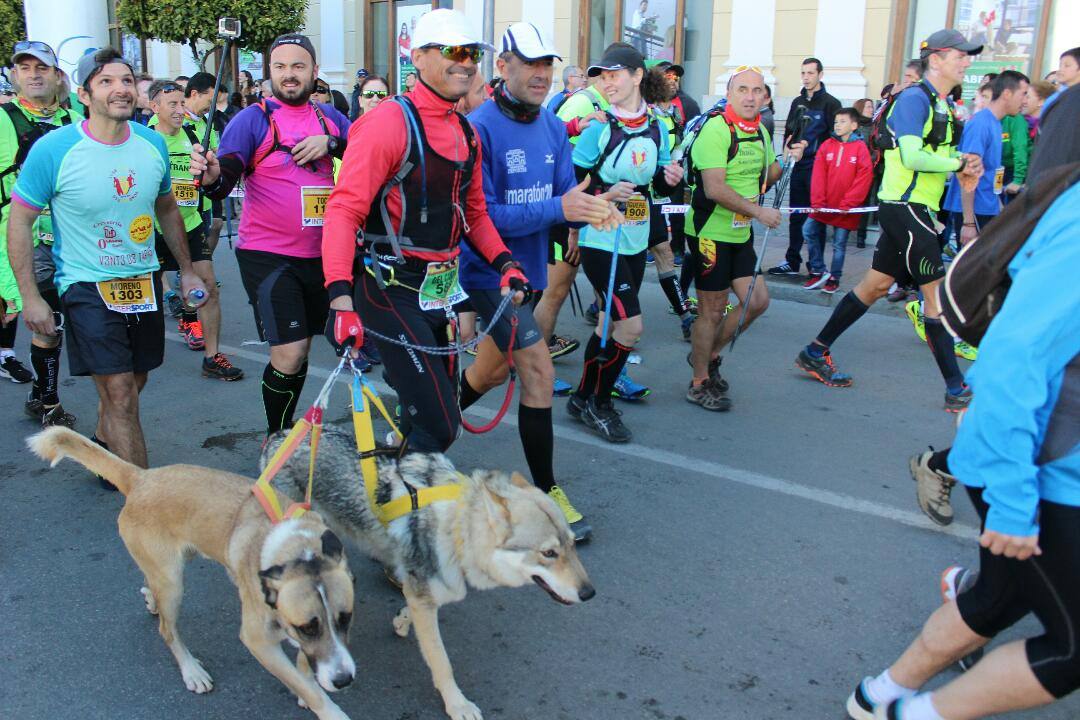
1000,110,1029,201
0,40,80,425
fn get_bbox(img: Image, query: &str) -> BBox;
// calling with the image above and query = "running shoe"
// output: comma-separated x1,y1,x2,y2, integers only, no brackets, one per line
164,289,184,318
885,285,908,303
673,252,684,267
0,355,33,383
684,352,729,392
904,300,926,342
549,334,580,359
566,393,588,421
581,397,632,443
795,348,853,387
686,379,731,412
548,486,592,542
845,677,878,720
179,319,205,351
553,377,573,396
940,566,984,671
803,272,829,290
681,315,694,341
41,403,78,428
822,276,840,294
612,370,650,401
944,386,972,413
202,353,244,381
954,340,978,361
645,251,655,265
767,261,799,277
584,301,599,325
909,450,956,526
626,353,642,365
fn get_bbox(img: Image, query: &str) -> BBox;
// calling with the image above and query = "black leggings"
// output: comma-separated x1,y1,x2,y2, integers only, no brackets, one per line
356,269,459,454
957,486,1080,698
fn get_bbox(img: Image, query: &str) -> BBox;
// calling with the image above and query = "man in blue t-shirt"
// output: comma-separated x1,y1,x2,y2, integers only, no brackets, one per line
8,48,206,471
457,23,616,542
943,70,1029,247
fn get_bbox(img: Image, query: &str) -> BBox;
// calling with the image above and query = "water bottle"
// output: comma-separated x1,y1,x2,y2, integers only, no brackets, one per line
185,288,207,308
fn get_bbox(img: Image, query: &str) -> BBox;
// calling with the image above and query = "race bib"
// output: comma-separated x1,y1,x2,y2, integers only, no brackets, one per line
418,261,468,311
732,195,759,229
97,274,157,314
301,186,331,227
172,180,198,207
624,194,649,224
993,167,1005,195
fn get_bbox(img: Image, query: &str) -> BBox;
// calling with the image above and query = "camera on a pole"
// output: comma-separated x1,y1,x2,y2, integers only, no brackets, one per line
217,17,241,40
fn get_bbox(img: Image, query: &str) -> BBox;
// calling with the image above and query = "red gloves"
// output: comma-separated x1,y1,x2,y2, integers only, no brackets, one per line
324,309,364,355
499,261,533,303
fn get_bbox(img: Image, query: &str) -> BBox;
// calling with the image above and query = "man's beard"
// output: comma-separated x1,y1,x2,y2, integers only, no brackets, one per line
273,77,315,106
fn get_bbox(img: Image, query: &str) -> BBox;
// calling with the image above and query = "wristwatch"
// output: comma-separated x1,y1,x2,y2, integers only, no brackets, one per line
327,135,340,154
956,156,967,173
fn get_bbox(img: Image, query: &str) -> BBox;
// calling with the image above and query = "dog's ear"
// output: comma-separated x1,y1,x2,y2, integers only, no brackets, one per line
259,564,284,608
480,484,512,544
508,472,531,489
321,530,344,560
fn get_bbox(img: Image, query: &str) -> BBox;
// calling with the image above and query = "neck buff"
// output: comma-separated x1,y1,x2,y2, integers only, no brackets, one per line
18,95,59,119
609,98,648,128
723,103,760,134
493,81,540,122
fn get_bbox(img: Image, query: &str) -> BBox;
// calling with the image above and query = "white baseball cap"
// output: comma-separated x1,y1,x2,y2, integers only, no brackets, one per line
411,9,494,52
500,22,562,61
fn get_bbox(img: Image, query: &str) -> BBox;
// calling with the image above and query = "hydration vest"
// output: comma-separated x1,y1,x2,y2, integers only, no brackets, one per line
247,99,335,176
685,111,769,236
587,112,664,196
0,103,74,209
362,96,478,264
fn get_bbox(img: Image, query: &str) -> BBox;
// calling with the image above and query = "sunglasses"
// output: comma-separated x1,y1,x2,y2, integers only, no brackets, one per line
732,64,764,75
150,82,183,100
427,44,484,63
361,89,388,99
315,86,330,94
14,40,55,57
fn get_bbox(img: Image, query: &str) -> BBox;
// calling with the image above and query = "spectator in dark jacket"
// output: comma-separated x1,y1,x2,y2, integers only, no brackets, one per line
760,85,776,137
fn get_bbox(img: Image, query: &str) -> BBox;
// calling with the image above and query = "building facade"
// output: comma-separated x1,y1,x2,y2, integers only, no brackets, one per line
19,0,1080,111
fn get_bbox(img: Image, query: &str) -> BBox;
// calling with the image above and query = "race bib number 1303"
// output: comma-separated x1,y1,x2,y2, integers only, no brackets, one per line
96,274,157,314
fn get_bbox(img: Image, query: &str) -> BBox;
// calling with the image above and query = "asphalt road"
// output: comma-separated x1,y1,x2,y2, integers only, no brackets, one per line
1,252,1074,720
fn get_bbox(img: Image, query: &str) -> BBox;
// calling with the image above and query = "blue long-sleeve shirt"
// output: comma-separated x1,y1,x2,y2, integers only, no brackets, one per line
458,101,579,291
951,182,1080,537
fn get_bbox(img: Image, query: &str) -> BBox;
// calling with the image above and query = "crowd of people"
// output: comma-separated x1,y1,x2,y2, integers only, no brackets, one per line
0,13,1078,720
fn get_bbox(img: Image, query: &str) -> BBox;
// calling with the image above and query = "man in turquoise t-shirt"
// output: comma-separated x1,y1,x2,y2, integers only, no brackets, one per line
8,47,206,471
683,66,804,411
149,79,240,380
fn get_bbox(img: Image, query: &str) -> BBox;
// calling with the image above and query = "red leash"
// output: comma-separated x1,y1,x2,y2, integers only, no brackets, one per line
457,314,518,434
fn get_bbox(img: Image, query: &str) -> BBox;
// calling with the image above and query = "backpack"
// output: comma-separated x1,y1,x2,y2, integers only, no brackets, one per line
938,161,1080,346
587,112,663,194
0,103,73,208
247,99,335,174
680,105,767,190
870,82,958,169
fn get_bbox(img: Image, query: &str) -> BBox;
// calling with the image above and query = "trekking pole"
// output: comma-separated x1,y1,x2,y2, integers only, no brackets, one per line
194,19,240,233
599,224,624,350
728,111,810,352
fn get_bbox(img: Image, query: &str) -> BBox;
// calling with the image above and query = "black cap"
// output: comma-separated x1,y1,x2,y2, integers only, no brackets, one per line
920,29,983,58
587,43,645,77
269,34,317,64
656,61,684,77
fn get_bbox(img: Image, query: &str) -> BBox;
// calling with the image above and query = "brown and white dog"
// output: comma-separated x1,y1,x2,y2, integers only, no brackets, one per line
28,427,358,720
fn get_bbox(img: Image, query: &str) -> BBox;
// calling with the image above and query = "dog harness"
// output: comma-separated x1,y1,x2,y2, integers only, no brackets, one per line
251,357,463,525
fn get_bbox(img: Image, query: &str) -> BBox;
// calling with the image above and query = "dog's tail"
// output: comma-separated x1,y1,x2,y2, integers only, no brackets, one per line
27,427,140,496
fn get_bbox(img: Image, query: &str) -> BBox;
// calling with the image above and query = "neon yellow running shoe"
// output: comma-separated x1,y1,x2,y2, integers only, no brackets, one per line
954,340,978,361
548,486,592,542
905,300,926,342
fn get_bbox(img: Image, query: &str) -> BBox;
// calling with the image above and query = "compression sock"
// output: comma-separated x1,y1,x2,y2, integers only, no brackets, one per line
658,269,690,318
30,343,62,405
595,340,633,400
459,372,484,410
574,333,604,400
928,447,952,475
181,308,198,325
864,669,918,705
815,291,869,348
924,318,964,393
679,260,694,298
518,404,555,493
261,361,307,434
897,693,944,720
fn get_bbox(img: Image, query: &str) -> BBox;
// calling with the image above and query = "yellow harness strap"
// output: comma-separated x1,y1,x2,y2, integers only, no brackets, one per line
350,375,463,524
252,406,324,522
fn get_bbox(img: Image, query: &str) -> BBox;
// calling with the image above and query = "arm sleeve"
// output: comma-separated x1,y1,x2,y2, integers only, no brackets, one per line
461,134,514,272
478,122,566,237
890,91,962,173
841,144,874,209
321,106,409,296
205,108,263,198
810,149,828,208
951,195,1080,537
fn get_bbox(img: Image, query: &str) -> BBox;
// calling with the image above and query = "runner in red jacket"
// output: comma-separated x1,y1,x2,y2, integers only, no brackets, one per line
321,9,528,454
803,108,873,294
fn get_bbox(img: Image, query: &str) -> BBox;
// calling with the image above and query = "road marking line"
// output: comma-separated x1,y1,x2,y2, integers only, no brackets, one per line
171,334,979,541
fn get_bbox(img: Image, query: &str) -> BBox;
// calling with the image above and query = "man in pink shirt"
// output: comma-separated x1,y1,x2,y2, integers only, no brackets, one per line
192,34,350,435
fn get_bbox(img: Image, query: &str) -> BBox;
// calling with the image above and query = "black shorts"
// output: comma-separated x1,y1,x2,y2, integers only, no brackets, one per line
957,486,1080,698
60,273,165,377
236,248,328,346
154,223,212,270
579,246,646,321
686,231,757,293
468,288,544,352
211,198,224,220
873,202,945,286
548,224,579,266
647,202,672,248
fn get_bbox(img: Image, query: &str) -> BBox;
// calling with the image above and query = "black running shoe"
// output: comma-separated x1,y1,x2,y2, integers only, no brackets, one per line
41,403,77,428
0,355,33,383
581,398,632,443
795,348,853,387
566,393,588,421
549,334,580,359
202,353,244,381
